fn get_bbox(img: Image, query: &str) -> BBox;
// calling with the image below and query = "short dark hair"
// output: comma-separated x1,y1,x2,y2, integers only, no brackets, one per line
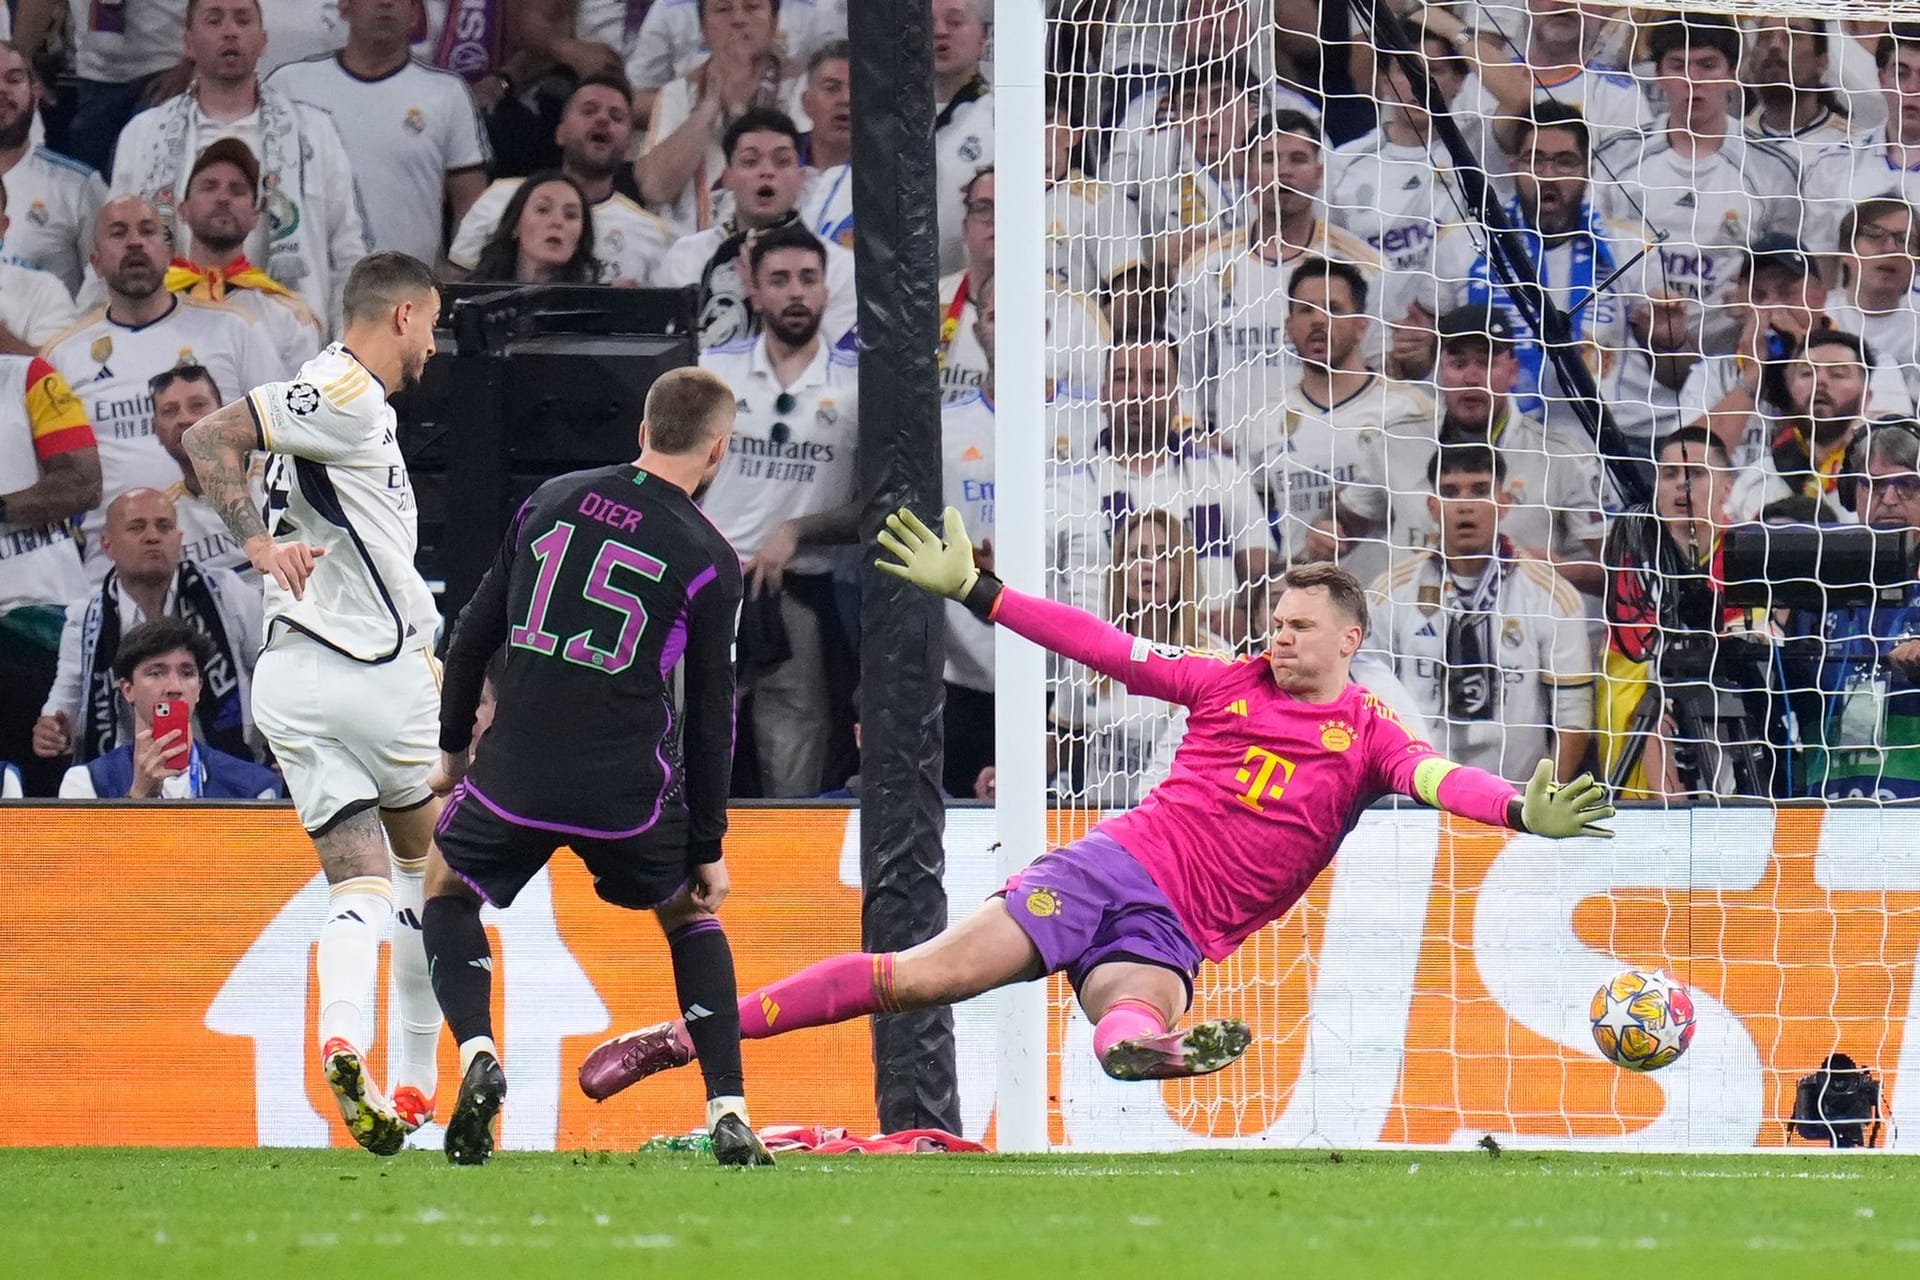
1428,440,1507,487
1839,197,1920,257
148,362,222,401
1171,59,1256,105
187,0,260,23
1248,108,1321,149
1518,101,1590,159
1655,424,1731,469
1877,24,1920,70
1648,15,1741,71
1277,562,1369,634
114,617,213,686
341,251,440,327
643,367,737,455
747,221,827,276
698,0,781,21
1287,257,1369,313
807,39,850,78
1804,327,1873,369
722,107,803,163
569,71,635,104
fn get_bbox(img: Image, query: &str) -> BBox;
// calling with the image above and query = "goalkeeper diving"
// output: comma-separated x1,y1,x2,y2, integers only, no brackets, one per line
579,508,1615,1093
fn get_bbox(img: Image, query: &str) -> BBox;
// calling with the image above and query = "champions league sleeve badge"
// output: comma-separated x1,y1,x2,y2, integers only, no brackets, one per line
286,383,321,416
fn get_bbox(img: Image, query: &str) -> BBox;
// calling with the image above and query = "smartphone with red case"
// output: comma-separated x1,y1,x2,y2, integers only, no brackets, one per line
151,698,192,767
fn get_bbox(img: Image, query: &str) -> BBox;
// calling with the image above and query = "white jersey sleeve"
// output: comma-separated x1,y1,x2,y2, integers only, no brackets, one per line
247,356,386,464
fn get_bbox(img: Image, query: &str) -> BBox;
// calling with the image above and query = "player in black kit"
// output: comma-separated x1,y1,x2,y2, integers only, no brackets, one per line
421,367,772,1167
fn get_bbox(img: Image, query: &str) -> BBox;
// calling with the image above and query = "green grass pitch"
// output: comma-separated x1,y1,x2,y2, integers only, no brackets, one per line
6,1147,1918,1278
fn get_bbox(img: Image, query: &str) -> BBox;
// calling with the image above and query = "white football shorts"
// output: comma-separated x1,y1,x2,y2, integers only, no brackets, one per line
251,630,440,834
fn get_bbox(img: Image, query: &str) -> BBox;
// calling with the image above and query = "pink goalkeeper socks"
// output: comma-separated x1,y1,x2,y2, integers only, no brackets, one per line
736,952,900,1039
1094,998,1167,1057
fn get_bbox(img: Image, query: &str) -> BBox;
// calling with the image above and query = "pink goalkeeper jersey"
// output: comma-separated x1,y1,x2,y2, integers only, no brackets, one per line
995,588,1518,962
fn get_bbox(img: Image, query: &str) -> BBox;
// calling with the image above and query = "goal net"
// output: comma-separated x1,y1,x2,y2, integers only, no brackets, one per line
1025,0,1920,1150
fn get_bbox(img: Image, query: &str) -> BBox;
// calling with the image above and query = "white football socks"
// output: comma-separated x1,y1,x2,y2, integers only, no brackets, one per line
707,1095,750,1132
389,857,442,1101
317,876,394,1051
459,1036,500,1077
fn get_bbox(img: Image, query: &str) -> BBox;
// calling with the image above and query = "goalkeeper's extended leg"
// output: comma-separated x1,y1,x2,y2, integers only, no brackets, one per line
1080,961,1251,1082
580,897,1043,1101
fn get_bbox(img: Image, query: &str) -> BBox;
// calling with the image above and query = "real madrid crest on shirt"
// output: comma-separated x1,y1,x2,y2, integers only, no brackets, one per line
403,107,426,135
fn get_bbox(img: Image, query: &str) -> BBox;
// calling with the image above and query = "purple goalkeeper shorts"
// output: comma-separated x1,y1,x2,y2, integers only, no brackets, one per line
998,829,1203,999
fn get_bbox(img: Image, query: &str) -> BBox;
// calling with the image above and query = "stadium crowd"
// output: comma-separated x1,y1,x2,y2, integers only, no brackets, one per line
2,0,1920,810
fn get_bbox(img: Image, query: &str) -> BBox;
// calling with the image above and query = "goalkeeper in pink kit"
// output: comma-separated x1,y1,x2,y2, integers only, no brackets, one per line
580,508,1615,1093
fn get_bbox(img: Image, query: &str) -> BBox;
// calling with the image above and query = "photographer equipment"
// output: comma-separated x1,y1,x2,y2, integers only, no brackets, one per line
1788,1053,1884,1148
1722,524,1917,610
392,284,698,622
1605,513,1776,797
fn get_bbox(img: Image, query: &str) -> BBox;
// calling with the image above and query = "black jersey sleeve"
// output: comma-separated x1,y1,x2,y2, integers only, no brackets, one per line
439,505,523,754
681,543,744,864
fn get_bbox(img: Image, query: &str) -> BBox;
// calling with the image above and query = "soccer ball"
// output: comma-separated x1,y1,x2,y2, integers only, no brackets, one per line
1589,969,1696,1072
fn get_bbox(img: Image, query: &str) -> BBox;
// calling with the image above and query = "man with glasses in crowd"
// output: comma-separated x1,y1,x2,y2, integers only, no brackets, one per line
1784,419,1920,800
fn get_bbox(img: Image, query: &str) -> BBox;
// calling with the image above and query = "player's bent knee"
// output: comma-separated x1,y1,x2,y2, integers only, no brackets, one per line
652,894,715,934
423,847,476,901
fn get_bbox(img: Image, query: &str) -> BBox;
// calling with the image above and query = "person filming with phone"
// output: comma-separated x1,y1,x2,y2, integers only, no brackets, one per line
56,618,283,800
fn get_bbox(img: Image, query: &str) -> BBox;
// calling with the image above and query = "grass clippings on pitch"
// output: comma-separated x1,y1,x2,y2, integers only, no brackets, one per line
5,1146,1917,1278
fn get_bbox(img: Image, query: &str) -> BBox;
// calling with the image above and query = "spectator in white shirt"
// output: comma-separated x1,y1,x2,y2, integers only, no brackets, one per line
930,0,992,273
163,138,322,371
1829,198,1920,408
1422,0,1650,162
14,0,190,177
34,486,261,768
264,0,492,267
465,170,601,284
451,75,674,285
655,107,856,350
0,176,80,350
110,0,371,330
1593,15,1800,352
796,39,852,247
627,0,844,121
1742,16,1858,179
634,0,803,234
696,222,861,797
0,40,108,297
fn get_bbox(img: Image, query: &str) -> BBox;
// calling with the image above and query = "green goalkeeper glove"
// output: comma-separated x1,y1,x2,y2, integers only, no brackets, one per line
875,506,980,601
1520,759,1615,839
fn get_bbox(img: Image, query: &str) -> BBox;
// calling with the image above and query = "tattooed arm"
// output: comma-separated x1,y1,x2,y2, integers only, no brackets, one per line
182,400,326,598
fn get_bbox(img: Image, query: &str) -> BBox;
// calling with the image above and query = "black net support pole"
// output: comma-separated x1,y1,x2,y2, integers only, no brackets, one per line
848,0,960,1133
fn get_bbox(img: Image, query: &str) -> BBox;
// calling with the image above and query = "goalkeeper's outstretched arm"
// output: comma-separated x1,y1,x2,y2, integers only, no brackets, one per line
1393,751,1616,840
875,506,1224,707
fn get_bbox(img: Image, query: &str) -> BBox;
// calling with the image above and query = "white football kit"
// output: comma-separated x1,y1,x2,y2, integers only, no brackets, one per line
244,343,442,832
